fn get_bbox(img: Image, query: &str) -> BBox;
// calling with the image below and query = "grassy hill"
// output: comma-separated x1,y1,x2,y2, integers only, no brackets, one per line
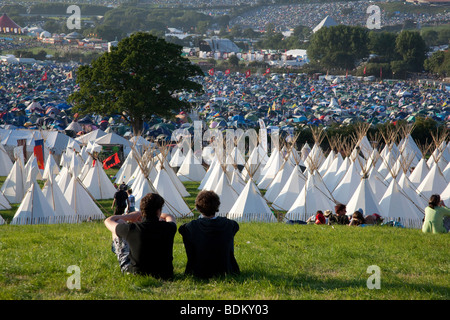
0,169,448,301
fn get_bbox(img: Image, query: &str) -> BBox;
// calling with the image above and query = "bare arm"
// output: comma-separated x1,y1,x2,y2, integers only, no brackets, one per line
160,212,176,224
104,212,143,238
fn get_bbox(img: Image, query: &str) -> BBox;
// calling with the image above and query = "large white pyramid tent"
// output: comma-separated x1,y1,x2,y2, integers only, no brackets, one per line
229,167,246,194
272,165,307,211
81,158,117,200
345,176,381,218
322,152,344,190
285,170,336,220
11,181,57,225
177,148,206,182
397,171,428,209
332,160,362,204
115,149,139,184
367,166,389,203
408,158,429,186
42,173,77,223
169,147,186,169
64,176,105,221
313,15,338,33
241,144,268,182
133,174,158,211
199,156,221,190
1,157,26,204
416,162,448,200
264,157,295,202
152,163,193,218
0,143,13,176
378,178,424,227
56,166,72,194
0,214,5,225
228,179,276,222
257,148,283,190
213,171,239,217
42,152,60,181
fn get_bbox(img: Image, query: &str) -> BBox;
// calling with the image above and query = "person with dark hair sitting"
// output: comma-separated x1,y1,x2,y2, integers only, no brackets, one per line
422,194,450,234
104,193,177,279
349,210,365,226
178,190,240,279
328,203,350,225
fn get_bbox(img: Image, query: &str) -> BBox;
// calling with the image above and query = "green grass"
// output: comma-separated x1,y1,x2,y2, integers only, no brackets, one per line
0,175,449,300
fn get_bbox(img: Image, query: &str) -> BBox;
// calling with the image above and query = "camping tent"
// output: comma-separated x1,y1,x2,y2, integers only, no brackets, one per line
228,179,276,222
11,181,57,225
0,13,22,34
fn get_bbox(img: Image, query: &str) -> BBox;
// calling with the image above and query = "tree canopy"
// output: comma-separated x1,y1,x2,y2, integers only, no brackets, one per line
307,25,369,70
68,32,204,135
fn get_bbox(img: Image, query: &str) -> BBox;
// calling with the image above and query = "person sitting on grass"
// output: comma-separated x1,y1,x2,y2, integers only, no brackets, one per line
422,194,450,234
328,204,350,225
349,210,365,226
178,190,240,279
104,193,177,279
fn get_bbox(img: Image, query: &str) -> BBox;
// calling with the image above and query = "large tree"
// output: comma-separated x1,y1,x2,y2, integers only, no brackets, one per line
395,30,427,72
69,32,204,135
307,25,369,70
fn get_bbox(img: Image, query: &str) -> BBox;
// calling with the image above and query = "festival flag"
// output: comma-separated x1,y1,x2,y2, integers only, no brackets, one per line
34,139,45,170
363,66,366,75
263,67,270,75
225,69,230,75
208,68,214,76
103,153,120,170
41,71,48,81
345,69,348,79
245,69,251,78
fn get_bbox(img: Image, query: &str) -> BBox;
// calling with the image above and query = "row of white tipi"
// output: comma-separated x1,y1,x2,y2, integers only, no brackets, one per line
1,129,449,229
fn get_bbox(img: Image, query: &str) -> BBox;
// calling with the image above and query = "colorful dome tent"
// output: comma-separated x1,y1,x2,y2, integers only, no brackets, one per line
0,13,22,34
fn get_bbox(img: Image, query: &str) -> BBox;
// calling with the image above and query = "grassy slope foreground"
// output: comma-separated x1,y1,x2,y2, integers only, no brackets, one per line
0,179,448,300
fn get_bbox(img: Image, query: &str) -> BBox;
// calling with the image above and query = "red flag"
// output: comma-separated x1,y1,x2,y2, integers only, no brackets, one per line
263,67,270,75
41,71,47,81
103,153,120,170
225,69,230,75
363,66,366,75
345,69,348,78
34,139,45,170
245,69,251,78
208,68,214,76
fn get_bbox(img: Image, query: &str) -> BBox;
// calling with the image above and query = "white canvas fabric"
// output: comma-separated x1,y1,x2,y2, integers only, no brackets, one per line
228,179,276,222
11,181,57,225
82,159,117,200
64,176,105,221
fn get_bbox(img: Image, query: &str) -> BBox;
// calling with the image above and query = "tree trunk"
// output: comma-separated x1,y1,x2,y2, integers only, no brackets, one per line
131,117,144,136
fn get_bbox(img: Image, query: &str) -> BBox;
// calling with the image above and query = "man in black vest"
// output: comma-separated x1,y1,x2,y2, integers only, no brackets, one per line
104,193,177,279
111,183,128,215
178,190,240,279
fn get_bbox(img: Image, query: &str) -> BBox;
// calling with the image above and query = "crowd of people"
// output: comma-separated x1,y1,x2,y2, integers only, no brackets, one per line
103,187,449,280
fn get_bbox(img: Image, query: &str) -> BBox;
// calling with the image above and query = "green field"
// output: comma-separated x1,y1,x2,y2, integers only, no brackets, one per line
0,178,449,300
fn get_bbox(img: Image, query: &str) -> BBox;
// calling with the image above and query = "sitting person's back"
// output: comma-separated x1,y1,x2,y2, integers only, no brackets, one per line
117,214,176,278
178,190,240,279
422,194,450,234
105,193,177,279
